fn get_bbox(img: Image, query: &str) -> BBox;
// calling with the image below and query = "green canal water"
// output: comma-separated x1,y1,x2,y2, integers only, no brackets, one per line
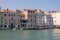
0,29,60,40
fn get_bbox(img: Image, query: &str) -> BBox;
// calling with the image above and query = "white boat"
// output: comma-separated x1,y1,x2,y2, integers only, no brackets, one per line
20,28,23,30
12,28,16,30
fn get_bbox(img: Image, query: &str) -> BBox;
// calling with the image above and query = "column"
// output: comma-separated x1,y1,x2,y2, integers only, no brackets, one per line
7,25,9,28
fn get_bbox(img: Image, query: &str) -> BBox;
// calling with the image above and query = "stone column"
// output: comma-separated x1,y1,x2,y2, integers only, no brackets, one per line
7,25,9,28
15,25,18,28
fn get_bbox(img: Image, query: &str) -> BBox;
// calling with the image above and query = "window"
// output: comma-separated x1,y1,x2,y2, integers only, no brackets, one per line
18,25,20,28
28,25,30,27
31,25,32,27
36,23,38,24
1,20,3,23
4,25,7,28
31,15,32,17
4,14,6,16
10,18,14,23
9,25,10,28
18,15,20,17
11,18,13,23
9,14,10,16
33,16,35,17
14,19,15,23
31,20,32,22
11,15,13,16
1,17,3,19
22,16,25,17
18,20,19,23
21,16,22,18
21,24,26,27
0,25,3,27
14,14,16,16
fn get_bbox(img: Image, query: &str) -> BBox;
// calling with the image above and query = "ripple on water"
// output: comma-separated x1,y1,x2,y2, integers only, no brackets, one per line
0,29,60,40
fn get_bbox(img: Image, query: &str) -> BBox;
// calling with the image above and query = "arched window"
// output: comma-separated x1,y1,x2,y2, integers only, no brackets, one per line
4,14,6,16
0,25,3,27
4,25,7,28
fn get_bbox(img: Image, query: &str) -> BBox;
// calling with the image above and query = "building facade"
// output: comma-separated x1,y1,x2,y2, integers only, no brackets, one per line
44,14,53,27
0,8,60,29
48,11,60,27
0,9,27,29
35,10,44,27
24,9,36,28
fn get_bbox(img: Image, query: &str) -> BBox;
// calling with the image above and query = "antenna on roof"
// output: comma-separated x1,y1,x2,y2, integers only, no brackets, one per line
7,8,9,12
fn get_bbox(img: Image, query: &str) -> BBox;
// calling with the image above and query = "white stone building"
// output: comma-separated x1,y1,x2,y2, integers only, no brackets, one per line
49,11,60,27
44,14,53,27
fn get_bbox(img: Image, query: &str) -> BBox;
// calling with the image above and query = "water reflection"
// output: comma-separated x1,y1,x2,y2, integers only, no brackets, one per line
44,29,55,40
22,30,47,40
22,30,29,40
53,29,60,40
44,29,60,40
0,29,60,40
22,30,59,40
22,30,39,40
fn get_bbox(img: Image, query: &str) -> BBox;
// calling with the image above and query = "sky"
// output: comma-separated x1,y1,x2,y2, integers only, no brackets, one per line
0,0,60,12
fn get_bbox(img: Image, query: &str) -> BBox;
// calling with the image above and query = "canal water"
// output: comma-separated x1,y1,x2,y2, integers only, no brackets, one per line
0,29,60,40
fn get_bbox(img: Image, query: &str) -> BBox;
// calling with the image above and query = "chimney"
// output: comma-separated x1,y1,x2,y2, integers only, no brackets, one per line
7,8,9,12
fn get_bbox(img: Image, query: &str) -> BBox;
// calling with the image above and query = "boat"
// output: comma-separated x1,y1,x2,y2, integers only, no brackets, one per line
20,28,23,30
12,28,16,30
